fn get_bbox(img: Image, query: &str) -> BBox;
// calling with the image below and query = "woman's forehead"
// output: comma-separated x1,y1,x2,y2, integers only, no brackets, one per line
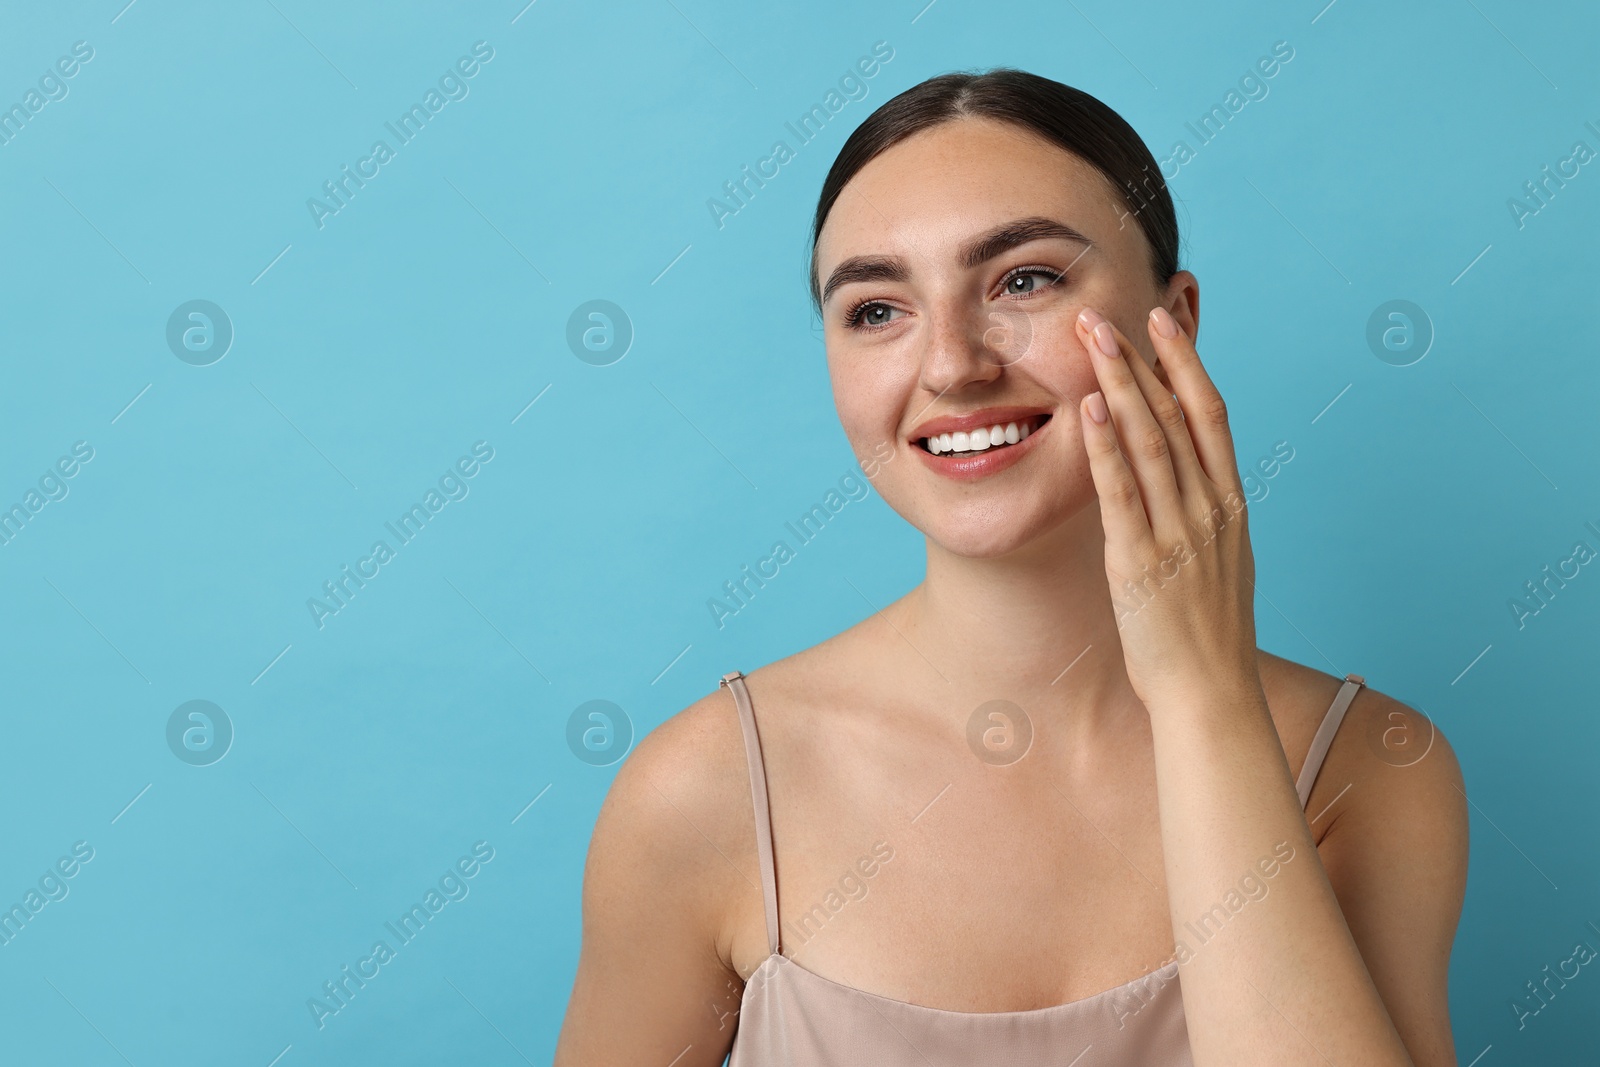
815,120,1129,283
819,121,1132,289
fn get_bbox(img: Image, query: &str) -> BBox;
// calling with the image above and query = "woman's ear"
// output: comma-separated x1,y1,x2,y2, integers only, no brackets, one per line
1162,270,1200,339
1153,270,1200,392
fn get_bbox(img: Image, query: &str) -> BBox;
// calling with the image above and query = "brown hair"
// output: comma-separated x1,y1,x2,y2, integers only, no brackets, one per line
808,67,1179,312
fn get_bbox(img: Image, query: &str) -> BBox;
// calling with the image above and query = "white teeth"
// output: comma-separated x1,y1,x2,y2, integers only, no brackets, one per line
922,417,1044,454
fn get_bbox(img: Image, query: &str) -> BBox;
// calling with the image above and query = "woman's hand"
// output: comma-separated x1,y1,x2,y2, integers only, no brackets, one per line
1074,305,1260,711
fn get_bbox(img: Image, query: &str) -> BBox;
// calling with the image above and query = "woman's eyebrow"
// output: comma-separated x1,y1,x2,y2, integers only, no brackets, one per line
820,216,1092,306
958,216,1092,270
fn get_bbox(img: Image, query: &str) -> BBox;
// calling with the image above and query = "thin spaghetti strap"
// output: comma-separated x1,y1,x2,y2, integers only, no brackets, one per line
1295,673,1365,810
720,670,781,956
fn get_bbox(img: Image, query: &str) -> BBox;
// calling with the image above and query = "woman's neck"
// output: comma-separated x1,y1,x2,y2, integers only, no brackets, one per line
888,502,1151,738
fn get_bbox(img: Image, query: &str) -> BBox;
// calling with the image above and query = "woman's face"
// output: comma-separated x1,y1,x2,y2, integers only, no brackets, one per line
815,116,1198,558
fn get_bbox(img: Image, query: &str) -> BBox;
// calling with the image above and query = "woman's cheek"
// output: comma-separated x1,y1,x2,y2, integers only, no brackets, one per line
830,391,891,472
831,356,912,450
1024,322,1096,401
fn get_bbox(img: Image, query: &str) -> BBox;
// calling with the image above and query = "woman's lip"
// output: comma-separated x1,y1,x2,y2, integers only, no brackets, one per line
911,415,1050,482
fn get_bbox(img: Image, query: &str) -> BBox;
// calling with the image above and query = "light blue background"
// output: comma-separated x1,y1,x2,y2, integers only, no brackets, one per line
1,0,1596,1063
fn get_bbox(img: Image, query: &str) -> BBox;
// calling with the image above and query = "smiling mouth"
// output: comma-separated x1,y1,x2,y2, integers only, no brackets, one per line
917,414,1052,455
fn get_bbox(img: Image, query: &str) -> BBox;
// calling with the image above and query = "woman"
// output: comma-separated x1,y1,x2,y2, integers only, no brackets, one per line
555,68,1467,1066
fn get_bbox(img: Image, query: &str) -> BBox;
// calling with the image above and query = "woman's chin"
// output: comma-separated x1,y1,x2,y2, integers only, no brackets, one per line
922,515,1059,560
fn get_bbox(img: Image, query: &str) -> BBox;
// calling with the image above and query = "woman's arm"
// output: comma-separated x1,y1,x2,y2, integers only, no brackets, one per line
1143,678,1465,1066
1073,304,1465,1066
1316,694,1468,1066
553,694,750,1067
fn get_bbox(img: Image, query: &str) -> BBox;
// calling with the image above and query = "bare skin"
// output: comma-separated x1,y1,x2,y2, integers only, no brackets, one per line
555,116,1467,1066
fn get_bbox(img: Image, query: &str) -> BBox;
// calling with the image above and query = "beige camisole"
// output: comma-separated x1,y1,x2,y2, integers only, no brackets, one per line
718,668,1367,1066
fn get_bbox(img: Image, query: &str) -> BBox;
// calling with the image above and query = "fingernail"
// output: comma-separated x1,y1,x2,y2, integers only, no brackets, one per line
1078,307,1119,357
1093,323,1119,358
1149,307,1178,339
1085,391,1108,424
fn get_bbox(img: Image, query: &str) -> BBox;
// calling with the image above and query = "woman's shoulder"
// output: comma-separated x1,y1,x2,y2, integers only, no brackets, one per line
584,640,848,901
564,662,833,1053
592,681,756,880
1257,651,1464,834
1258,649,1450,744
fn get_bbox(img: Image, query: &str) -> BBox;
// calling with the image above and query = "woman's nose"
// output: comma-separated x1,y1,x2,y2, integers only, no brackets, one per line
918,303,1031,393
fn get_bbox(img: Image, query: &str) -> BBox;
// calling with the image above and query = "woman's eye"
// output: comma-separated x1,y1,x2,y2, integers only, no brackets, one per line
846,302,904,330
844,269,1062,330
1003,269,1064,296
